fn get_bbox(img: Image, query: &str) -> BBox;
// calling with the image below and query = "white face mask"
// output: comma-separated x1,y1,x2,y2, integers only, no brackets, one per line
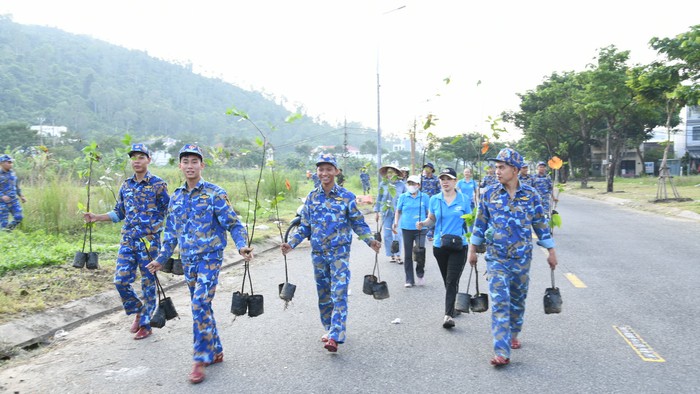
407,185,419,194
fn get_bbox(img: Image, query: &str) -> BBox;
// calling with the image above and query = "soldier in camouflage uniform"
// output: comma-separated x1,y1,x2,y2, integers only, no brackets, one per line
281,153,381,353
84,144,169,340
0,155,26,230
468,148,558,367
420,162,440,240
360,167,371,194
532,161,556,217
147,144,253,384
518,164,534,187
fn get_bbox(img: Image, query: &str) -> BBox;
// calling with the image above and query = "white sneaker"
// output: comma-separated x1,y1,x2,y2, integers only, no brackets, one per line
416,277,425,286
442,315,455,329
404,283,413,288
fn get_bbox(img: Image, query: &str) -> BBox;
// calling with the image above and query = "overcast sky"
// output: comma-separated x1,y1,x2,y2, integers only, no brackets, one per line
1,0,697,141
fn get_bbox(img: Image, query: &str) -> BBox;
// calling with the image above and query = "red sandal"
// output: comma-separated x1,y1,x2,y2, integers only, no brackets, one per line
490,356,510,367
511,338,522,349
324,338,338,353
189,362,206,384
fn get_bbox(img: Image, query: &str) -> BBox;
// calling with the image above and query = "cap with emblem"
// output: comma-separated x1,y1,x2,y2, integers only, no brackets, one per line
128,143,150,158
179,144,203,160
316,153,338,169
438,167,457,179
488,148,525,170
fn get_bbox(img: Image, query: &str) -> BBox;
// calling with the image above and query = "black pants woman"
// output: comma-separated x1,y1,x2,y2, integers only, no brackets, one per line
433,246,467,325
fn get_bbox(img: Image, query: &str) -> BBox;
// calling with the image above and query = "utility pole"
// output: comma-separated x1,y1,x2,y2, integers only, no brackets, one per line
410,118,417,176
343,117,348,171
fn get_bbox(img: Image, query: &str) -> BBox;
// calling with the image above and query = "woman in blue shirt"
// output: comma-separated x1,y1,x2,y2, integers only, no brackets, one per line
417,168,471,329
456,167,477,209
393,175,430,288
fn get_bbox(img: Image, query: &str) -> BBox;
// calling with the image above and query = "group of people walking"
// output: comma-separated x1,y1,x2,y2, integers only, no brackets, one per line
84,143,254,384
76,144,558,385
346,148,559,367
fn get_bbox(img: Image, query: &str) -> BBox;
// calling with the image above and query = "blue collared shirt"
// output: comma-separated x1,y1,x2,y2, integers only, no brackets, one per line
429,191,471,248
396,191,430,230
470,182,554,260
108,171,170,241
289,184,374,254
157,179,248,262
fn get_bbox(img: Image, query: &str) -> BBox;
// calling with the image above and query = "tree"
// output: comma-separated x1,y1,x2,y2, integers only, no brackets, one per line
0,122,37,150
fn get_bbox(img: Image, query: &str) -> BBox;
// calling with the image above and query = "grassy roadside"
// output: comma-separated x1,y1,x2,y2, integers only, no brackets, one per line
561,175,700,216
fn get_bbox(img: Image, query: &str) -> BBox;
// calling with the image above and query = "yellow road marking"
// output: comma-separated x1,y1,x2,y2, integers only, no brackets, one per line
613,325,665,362
564,273,587,288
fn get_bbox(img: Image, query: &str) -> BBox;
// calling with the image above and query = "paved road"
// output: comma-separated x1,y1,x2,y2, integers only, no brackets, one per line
1,195,699,393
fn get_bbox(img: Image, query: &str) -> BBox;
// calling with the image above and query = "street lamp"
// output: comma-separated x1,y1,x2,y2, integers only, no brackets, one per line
376,5,406,182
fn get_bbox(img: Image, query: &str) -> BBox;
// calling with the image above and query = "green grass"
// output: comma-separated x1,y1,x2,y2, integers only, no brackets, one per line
563,175,700,215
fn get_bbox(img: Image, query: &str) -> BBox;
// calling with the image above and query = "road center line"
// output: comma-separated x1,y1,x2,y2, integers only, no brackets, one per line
564,273,587,288
613,325,665,362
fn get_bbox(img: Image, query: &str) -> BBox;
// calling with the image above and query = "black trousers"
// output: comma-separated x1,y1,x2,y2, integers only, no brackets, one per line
401,229,427,284
433,246,467,317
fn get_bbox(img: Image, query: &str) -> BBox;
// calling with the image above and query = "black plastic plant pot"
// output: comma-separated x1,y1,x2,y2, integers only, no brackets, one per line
278,282,297,302
412,246,425,264
73,252,88,268
171,258,184,275
247,294,264,317
470,293,489,313
363,274,377,295
474,244,486,254
390,240,400,254
455,292,472,313
230,291,249,316
374,232,382,243
86,252,99,270
543,287,562,314
161,297,179,320
161,258,174,274
150,307,166,328
372,281,390,300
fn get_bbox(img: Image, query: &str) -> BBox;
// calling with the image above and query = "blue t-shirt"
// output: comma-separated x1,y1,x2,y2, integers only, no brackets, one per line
456,179,476,207
396,191,430,230
428,191,471,248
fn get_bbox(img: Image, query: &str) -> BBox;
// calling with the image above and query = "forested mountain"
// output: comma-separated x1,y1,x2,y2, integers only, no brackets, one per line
0,15,375,156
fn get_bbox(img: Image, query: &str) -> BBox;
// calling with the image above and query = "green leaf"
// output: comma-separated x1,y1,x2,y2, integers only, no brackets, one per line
285,113,302,123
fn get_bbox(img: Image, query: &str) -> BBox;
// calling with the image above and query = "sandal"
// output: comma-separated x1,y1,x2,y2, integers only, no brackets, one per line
324,338,338,353
490,356,510,367
321,334,329,343
189,362,206,384
511,338,522,349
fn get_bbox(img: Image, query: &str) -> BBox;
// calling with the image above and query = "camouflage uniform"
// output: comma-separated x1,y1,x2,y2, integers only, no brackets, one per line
470,149,555,360
288,180,375,345
311,173,321,189
374,178,406,259
479,173,499,189
518,174,534,188
156,176,248,364
0,155,23,230
110,170,170,330
360,171,370,194
532,173,554,216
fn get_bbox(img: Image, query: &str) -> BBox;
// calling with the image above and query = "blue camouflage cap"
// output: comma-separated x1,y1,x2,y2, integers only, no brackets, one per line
488,148,525,169
537,161,547,167
179,144,203,160
316,153,338,169
128,143,150,158
423,162,435,170
0,154,12,163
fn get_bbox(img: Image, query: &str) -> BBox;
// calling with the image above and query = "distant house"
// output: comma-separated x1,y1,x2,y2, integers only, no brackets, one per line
676,105,700,173
30,125,67,138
